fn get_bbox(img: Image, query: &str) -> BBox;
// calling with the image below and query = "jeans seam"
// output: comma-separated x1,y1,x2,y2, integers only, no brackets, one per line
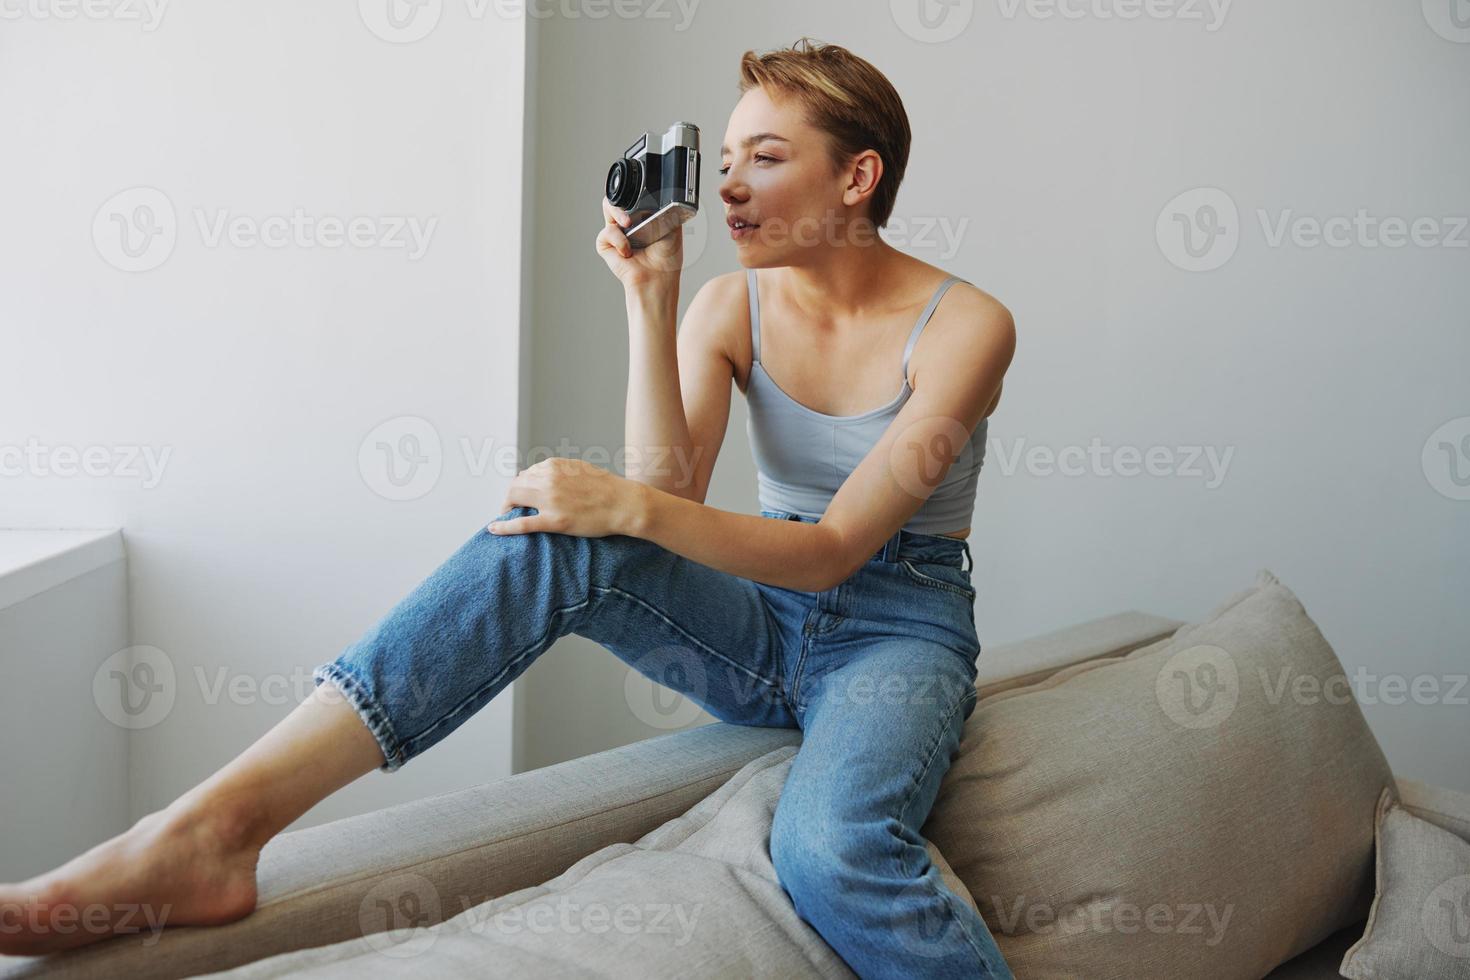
899,559,978,600
790,630,812,712
893,686,995,971
595,584,794,711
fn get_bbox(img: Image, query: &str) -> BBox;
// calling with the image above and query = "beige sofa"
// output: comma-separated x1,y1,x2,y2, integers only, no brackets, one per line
4,606,1465,979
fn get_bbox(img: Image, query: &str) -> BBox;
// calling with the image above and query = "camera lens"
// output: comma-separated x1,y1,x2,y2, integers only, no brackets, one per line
605,158,641,210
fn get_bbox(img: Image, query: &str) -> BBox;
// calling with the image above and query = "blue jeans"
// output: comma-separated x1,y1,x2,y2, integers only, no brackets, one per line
314,505,1014,980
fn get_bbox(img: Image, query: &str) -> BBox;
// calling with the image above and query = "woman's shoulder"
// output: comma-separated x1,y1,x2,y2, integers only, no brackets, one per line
897,255,1012,326
691,269,751,308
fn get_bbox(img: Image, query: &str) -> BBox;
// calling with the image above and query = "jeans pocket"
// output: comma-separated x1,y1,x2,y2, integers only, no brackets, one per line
899,559,977,600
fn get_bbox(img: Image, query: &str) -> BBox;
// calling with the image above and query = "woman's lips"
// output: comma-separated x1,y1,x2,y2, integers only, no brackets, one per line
729,222,759,241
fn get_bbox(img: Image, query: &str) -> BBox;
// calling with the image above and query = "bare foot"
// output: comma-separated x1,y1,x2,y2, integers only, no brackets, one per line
0,799,262,957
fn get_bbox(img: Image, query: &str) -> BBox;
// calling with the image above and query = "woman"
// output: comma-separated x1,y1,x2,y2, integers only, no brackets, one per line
1,39,1016,979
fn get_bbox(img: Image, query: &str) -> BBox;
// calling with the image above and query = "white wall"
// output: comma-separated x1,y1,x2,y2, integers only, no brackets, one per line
2,0,1465,858
0,2,531,837
514,0,1469,793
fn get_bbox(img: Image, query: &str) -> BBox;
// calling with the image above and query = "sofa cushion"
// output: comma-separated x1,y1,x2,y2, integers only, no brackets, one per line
1259,921,1367,980
1339,785,1470,979
1395,775,1470,843
197,745,974,978
924,569,1397,980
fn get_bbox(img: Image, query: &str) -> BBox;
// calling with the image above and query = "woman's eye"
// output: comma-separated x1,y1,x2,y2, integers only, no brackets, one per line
718,155,777,176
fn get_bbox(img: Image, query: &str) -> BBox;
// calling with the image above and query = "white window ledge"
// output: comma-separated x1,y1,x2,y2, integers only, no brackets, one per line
0,528,125,612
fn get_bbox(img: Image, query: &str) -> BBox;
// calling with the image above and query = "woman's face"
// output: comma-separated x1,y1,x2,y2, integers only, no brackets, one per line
718,86,866,268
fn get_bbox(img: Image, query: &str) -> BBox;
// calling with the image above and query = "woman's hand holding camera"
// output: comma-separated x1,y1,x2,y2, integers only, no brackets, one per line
597,196,683,294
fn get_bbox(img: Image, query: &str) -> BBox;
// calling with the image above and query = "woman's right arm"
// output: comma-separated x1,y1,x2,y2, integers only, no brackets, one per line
598,198,732,504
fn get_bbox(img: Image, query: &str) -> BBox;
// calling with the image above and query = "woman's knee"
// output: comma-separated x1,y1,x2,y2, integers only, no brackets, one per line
490,505,652,574
770,801,876,899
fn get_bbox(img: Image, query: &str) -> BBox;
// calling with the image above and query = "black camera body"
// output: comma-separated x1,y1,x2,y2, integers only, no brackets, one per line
605,121,701,249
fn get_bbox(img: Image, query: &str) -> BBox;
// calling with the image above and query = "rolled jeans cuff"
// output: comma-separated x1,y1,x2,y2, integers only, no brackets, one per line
313,661,407,773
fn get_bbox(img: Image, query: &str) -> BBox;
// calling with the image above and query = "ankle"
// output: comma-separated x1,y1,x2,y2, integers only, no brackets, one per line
163,789,272,855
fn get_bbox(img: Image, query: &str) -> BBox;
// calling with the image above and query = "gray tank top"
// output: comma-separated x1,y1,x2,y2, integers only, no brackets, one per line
743,269,988,535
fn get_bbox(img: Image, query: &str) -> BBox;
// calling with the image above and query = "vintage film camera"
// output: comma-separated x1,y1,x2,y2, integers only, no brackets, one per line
604,121,701,248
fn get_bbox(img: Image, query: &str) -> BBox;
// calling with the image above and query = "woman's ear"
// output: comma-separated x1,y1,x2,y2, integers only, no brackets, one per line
842,149,884,213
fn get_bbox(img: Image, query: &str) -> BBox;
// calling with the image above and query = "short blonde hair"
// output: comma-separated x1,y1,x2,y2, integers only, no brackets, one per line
738,38,911,228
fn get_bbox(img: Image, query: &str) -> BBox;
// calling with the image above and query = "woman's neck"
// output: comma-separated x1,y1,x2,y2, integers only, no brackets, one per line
777,238,910,325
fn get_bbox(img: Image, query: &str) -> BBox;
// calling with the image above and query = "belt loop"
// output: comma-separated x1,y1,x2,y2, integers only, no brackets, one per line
882,530,901,563
961,540,973,574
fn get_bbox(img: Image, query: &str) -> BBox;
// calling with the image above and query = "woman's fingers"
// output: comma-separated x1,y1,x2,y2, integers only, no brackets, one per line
597,223,632,259
601,196,630,228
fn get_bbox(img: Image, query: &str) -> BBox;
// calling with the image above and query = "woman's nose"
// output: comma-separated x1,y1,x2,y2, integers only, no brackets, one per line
719,173,746,207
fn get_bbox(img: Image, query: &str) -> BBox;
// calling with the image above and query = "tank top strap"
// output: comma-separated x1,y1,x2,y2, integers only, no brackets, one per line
900,275,965,381
746,269,762,364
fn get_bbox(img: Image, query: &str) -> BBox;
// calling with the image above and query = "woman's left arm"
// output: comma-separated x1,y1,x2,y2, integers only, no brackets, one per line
487,457,846,592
